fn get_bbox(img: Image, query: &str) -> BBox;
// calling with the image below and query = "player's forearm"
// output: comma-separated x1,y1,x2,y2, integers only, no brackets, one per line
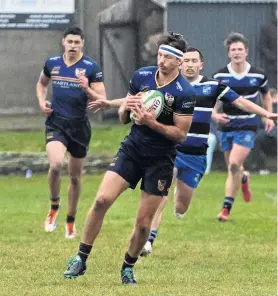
85,87,106,101
118,104,131,124
147,120,187,143
262,92,273,113
36,82,48,105
109,98,124,108
233,97,268,117
214,100,223,113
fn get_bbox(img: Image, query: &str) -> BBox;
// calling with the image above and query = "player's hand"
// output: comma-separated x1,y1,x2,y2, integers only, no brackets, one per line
264,116,276,133
40,100,53,116
125,95,142,111
79,76,89,90
132,104,155,125
87,99,111,112
212,113,230,125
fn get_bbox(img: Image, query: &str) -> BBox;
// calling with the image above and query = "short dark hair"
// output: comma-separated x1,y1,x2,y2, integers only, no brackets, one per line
157,31,187,53
224,32,248,50
63,26,84,39
186,47,204,62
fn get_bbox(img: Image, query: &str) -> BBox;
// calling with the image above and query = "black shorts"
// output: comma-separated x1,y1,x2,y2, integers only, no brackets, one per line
45,113,91,158
108,139,175,196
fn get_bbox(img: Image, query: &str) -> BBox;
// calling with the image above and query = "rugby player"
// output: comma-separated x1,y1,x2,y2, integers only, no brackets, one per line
63,32,196,284
36,26,106,238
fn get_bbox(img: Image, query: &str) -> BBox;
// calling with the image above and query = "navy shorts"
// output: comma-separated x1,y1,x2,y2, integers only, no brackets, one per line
45,113,91,158
108,140,175,196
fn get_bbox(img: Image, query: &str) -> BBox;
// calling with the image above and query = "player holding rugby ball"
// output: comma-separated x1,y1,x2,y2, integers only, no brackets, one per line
64,32,196,285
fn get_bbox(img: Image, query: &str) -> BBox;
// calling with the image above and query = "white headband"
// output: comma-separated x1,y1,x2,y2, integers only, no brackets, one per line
158,44,184,59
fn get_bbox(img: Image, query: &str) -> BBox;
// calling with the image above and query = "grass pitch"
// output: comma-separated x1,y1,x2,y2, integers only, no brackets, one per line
0,172,276,296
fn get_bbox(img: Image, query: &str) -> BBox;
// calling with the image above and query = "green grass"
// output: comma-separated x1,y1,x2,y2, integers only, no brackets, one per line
0,124,130,154
0,172,276,296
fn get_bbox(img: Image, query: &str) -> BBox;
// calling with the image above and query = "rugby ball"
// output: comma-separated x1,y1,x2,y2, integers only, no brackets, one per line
130,90,164,124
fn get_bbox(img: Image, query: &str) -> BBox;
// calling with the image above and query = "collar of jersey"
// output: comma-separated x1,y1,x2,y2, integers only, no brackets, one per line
62,53,84,67
227,62,251,80
190,75,203,86
155,69,179,88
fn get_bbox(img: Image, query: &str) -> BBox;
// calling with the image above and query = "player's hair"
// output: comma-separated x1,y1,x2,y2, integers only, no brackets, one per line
186,47,204,62
224,32,248,50
63,26,84,39
157,32,187,53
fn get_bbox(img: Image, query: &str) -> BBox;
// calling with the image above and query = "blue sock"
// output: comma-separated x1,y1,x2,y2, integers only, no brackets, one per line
149,230,158,245
242,174,247,184
223,197,234,213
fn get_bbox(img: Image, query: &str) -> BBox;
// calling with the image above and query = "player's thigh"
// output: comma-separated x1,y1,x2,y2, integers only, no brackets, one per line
96,171,130,204
174,179,195,208
67,119,91,159
141,155,175,197
45,123,68,166
233,131,256,151
219,131,233,153
174,153,205,189
46,141,67,166
229,143,251,166
108,148,143,190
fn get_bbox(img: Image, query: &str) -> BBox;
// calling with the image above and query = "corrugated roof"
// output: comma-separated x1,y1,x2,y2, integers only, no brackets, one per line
167,0,275,3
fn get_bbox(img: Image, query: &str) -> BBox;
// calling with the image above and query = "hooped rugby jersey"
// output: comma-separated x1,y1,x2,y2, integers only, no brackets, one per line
127,66,196,152
43,54,103,119
213,62,269,132
177,75,239,155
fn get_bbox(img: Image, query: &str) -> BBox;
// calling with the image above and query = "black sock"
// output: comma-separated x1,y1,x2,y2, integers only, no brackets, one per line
50,196,60,210
66,215,75,223
122,252,138,270
242,174,247,184
222,197,234,213
78,242,93,263
149,230,158,246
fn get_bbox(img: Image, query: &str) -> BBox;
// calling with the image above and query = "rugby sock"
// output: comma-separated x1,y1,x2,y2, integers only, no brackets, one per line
50,196,60,211
222,197,234,213
149,230,158,246
78,242,93,263
122,252,138,270
242,174,248,184
66,215,75,223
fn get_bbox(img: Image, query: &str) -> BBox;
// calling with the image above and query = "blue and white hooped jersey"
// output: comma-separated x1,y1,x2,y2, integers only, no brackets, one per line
213,62,269,132
177,76,239,155
43,54,103,119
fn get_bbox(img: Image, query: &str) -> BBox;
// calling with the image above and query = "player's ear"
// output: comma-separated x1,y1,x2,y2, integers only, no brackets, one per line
62,38,65,47
200,62,204,71
177,58,183,67
245,47,249,57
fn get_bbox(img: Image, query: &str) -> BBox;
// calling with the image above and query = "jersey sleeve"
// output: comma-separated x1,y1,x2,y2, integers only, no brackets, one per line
43,60,51,78
128,71,141,95
259,73,269,95
88,63,103,83
217,83,239,103
173,89,196,116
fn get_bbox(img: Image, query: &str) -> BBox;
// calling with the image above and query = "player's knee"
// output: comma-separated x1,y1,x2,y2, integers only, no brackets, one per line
174,205,186,219
136,224,150,238
135,217,151,235
229,163,240,174
93,195,112,213
49,164,62,177
69,175,81,186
